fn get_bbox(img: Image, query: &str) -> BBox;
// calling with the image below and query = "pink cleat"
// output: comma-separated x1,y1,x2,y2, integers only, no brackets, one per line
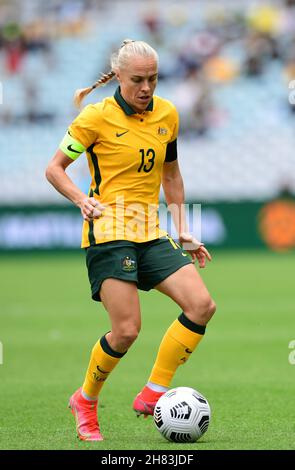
68,388,103,441
133,388,165,418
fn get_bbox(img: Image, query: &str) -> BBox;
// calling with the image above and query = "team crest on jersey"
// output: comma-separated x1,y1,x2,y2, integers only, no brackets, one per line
121,256,137,272
158,126,168,135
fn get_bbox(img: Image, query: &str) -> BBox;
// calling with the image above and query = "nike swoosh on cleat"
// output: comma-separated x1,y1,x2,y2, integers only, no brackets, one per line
67,144,81,153
72,406,81,430
185,348,193,353
134,399,154,416
116,130,129,137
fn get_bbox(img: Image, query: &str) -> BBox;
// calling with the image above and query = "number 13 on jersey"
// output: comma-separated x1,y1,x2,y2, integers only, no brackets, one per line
138,148,155,173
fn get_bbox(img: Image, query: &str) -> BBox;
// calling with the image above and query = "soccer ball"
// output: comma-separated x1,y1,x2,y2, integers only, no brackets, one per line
153,387,211,443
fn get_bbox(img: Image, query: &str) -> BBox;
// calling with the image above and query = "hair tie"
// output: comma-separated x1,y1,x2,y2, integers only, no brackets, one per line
120,39,135,49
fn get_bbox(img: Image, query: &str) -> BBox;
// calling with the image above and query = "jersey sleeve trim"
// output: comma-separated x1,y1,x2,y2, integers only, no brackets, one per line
59,131,86,160
164,139,178,162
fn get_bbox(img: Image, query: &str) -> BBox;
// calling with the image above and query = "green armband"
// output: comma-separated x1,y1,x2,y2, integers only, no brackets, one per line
59,131,86,160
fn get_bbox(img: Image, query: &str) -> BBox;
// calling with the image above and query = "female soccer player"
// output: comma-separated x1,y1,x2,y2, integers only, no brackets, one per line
46,39,216,441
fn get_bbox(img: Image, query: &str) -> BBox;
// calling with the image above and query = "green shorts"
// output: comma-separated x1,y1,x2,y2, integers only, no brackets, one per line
86,236,192,302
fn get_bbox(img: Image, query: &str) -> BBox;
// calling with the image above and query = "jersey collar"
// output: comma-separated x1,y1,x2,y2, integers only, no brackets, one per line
114,86,153,115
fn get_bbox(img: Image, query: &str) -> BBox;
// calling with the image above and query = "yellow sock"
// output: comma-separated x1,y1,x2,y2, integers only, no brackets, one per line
82,334,126,398
148,312,206,388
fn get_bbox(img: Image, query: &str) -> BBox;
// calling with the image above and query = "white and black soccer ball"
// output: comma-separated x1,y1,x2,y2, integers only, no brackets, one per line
153,387,211,443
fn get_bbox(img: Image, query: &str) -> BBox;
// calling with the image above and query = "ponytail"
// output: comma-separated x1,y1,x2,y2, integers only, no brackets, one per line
73,71,116,108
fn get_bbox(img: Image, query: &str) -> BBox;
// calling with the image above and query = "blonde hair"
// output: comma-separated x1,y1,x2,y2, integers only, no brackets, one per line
73,39,158,108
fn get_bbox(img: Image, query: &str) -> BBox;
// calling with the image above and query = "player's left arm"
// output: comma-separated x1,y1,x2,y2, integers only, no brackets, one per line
161,159,211,267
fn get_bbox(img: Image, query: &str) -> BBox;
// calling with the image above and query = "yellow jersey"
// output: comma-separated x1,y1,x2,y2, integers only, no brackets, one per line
59,87,179,247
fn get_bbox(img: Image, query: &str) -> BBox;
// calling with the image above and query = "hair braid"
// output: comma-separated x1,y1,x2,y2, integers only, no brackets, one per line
92,70,116,89
73,70,115,108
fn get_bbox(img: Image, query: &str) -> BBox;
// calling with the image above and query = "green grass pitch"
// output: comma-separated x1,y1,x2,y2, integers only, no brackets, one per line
0,250,294,450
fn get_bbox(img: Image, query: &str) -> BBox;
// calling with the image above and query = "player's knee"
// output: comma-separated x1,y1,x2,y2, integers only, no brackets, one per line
114,326,140,349
208,299,216,318
186,295,216,324
200,297,216,322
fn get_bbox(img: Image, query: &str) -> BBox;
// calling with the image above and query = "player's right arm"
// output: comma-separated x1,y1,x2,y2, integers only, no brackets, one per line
45,149,104,222
46,104,104,222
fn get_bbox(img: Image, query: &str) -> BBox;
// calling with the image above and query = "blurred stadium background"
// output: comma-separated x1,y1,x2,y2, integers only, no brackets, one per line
1,0,295,451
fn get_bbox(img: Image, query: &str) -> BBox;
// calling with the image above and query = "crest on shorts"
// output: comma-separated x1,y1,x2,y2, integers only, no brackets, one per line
121,256,137,272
